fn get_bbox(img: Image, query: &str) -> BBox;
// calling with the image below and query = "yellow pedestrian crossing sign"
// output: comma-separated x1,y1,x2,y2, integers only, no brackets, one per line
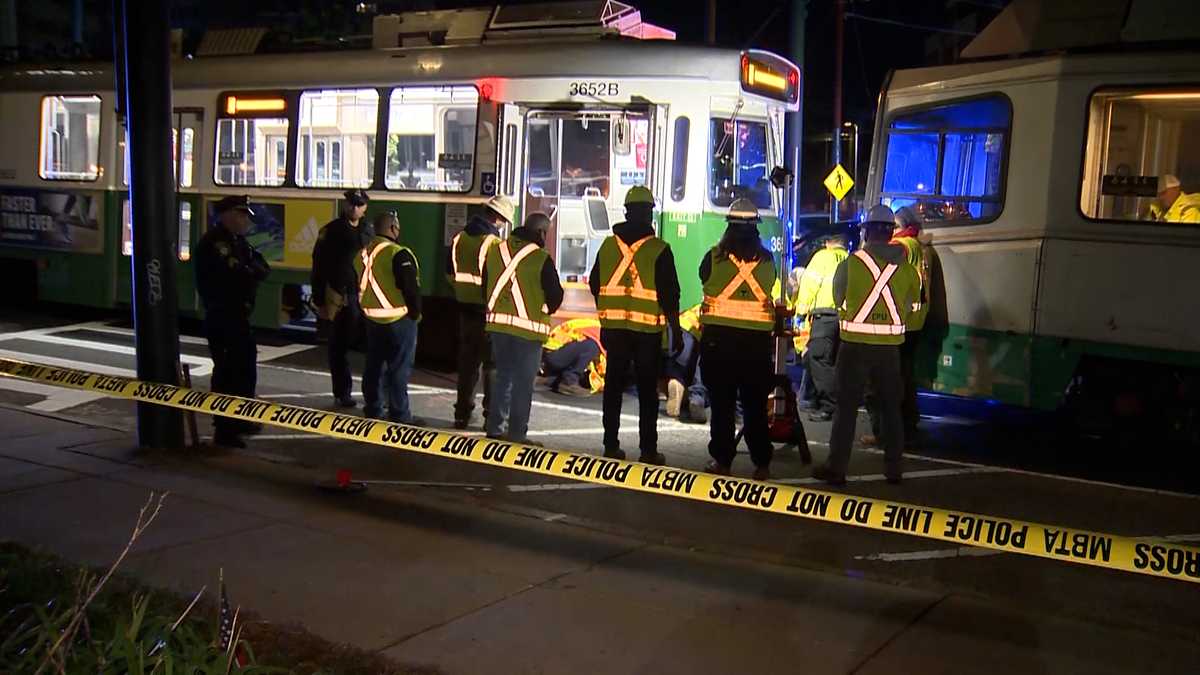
824,164,854,201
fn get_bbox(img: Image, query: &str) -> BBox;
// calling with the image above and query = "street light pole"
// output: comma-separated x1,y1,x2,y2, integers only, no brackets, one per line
119,0,183,448
831,0,845,225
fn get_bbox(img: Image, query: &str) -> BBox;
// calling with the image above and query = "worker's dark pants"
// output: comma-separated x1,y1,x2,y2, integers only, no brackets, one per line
828,341,904,478
543,339,599,388
328,295,362,401
804,311,840,413
601,328,661,455
702,328,773,468
204,311,257,438
868,329,921,446
665,331,707,405
363,317,418,422
455,307,494,423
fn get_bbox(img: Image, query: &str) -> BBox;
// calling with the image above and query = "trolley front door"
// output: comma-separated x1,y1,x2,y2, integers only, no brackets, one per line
521,108,658,316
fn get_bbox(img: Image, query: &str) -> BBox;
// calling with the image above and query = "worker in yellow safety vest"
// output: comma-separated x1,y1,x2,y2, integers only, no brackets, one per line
664,304,708,423
1150,174,1200,223
541,318,605,396
794,232,849,422
812,205,919,486
447,195,513,429
698,197,778,480
483,212,564,445
352,211,424,425
588,185,682,465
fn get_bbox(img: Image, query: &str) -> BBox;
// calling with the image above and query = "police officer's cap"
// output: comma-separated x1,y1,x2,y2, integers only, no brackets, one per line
726,197,761,223
344,189,370,206
214,195,254,216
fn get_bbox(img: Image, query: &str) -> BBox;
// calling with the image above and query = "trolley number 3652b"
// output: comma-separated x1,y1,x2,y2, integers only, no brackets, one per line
569,81,619,97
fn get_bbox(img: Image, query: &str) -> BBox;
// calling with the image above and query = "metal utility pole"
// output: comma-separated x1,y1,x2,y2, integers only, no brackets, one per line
118,0,183,448
831,0,844,224
706,0,717,45
786,0,806,227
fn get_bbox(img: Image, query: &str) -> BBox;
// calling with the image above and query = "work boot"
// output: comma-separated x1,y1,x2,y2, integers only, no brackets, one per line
603,448,626,460
686,396,708,424
666,379,685,417
236,421,263,436
811,464,846,486
752,465,771,482
638,451,666,466
859,434,880,448
512,438,544,447
335,396,357,408
453,417,470,430
557,382,593,397
807,410,833,422
704,460,731,476
886,473,903,485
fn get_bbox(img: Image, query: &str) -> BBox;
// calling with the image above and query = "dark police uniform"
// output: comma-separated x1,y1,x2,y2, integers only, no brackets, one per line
311,188,373,406
195,195,271,445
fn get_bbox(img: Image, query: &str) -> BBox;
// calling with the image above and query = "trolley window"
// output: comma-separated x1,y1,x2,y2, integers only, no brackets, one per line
39,95,101,181
296,88,377,189
1080,87,1200,224
710,118,771,209
385,85,478,192
671,116,690,202
880,95,1010,224
214,92,290,187
121,127,195,188
121,199,193,261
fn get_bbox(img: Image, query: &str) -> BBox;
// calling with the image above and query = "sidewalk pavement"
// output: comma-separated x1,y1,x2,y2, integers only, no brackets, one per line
2,406,1198,675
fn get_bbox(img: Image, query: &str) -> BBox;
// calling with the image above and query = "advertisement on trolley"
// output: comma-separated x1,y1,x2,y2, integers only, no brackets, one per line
0,188,103,254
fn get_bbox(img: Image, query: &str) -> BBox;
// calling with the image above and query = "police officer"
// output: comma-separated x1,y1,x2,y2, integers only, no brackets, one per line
355,211,423,424
795,232,849,422
311,189,372,408
698,198,777,480
447,195,513,429
813,205,919,485
195,195,271,448
588,186,682,466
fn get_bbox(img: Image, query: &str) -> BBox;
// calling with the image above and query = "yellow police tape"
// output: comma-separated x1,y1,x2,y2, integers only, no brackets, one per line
3,356,1199,584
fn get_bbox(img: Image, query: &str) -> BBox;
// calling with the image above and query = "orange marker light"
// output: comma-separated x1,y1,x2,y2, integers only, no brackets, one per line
747,63,787,92
225,96,286,115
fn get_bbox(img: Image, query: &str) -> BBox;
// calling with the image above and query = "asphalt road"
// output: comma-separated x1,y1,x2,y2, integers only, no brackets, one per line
1,308,1198,643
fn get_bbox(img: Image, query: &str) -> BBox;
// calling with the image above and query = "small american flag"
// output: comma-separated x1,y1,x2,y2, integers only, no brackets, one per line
216,570,248,668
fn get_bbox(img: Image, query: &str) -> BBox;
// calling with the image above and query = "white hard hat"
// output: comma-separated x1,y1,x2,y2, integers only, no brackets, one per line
727,197,760,222
1158,174,1181,193
894,205,921,228
485,195,515,224
864,204,896,225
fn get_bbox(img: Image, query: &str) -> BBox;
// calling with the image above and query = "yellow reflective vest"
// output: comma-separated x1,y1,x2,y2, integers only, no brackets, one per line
595,234,668,333
545,319,605,393
1160,192,1200,224
449,230,499,305
700,250,777,332
892,235,931,331
839,249,918,346
795,244,848,315
484,235,552,342
353,236,417,324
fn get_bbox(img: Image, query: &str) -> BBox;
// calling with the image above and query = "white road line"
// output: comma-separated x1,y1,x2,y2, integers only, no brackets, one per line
18,333,213,373
0,349,138,377
508,483,612,493
858,446,1200,501
0,321,106,343
775,466,1001,486
72,322,210,346
856,533,1200,563
0,377,108,412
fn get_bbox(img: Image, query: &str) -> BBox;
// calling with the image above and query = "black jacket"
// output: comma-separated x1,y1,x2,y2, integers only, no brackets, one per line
588,221,682,323
312,217,373,298
195,225,271,318
387,237,423,321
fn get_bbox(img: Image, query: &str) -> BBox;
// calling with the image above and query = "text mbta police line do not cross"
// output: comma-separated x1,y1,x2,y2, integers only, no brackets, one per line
2,357,1198,584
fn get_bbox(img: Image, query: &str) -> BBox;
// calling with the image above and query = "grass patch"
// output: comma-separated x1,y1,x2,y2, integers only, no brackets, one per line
2,519,438,674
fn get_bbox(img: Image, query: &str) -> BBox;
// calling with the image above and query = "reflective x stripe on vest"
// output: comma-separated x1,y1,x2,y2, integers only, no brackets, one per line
840,250,904,337
895,236,930,329
597,235,666,331
357,240,409,322
486,241,551,337
453,230,496,285
701,255,775,331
